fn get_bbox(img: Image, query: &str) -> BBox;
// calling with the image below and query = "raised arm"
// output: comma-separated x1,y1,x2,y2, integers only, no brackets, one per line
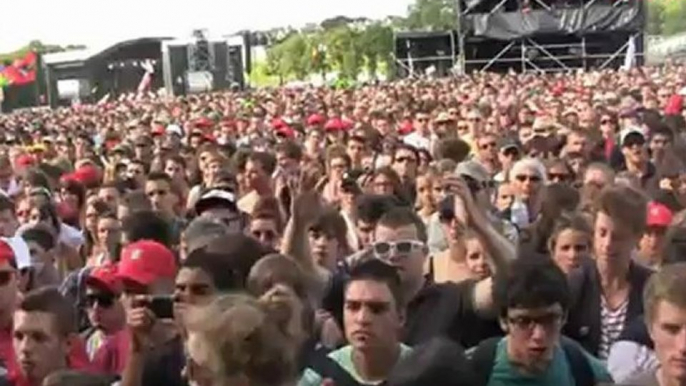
469,207,516,315
280,189,329,299
447,177,516,315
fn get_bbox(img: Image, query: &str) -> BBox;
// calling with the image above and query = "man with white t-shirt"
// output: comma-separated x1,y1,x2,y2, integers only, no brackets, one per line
403,111,432,151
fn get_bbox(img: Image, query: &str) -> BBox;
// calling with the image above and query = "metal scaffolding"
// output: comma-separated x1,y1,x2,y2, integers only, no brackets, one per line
394,31,458,78
456,0,645,73
463,33,643,73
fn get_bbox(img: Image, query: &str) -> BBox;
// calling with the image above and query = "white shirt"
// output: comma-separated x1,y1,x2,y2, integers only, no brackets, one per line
2,236,31,270
59,223,85,249
403,131,431,151
0,178,21,197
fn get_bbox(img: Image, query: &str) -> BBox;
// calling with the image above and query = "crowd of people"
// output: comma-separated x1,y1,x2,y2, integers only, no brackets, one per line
0,62,684,386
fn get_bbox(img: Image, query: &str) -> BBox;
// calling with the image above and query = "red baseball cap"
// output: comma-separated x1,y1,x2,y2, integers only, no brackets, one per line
271,117,287,130
151,125,165,136
86,264,122,295
15,154,35,168
307,114,325,126
398,120,414,135
117,241,177,286
0,240,15,267
647,202,673,228
73,165,101,188
193,117,214,129
276,125,296,139
325,118,345,132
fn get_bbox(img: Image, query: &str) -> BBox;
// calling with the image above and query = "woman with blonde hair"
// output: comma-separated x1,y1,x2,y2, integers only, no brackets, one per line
184,294,300,386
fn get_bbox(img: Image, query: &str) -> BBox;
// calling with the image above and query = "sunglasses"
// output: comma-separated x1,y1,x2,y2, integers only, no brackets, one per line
0,271,14,287
85,293,116,308
624,139,645,148
372,240,425,261
515,174,541,183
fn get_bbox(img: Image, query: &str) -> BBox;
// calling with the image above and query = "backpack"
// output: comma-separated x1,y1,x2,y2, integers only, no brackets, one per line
470,337,595,386
308,353,387,386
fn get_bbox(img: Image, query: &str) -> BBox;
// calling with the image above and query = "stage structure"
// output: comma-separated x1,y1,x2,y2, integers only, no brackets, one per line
43,37,169,107
161,30,245,96
394,31,457,78
459,0,645,72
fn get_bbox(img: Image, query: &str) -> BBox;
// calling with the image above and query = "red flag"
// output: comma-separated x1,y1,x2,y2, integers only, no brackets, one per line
1,51,37,85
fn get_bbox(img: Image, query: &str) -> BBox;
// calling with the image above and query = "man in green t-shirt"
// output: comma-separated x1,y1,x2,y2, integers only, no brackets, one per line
470,258,612,386
299,259,411,386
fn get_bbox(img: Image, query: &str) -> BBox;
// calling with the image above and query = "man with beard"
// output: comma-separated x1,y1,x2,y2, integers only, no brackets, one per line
618,128,659,193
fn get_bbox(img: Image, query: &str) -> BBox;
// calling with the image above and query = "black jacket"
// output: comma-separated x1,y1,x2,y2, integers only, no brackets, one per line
564,259,653,357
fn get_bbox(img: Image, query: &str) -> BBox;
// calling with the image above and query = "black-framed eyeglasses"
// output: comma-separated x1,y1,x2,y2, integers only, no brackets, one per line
507,313,564,331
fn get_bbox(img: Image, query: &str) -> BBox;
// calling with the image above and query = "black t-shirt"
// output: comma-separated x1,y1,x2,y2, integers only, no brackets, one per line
404,280,502,348
321,262,351,329
141,335,187,386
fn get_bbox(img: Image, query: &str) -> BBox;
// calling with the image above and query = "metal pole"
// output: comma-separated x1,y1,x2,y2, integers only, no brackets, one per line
582,36,587,70
456,0,466,75
521,40,526,72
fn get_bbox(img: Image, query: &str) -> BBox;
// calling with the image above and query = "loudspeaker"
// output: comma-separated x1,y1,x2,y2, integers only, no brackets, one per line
162,40,246,95
227,45,245,89
163,45,188,96
212,42,229,90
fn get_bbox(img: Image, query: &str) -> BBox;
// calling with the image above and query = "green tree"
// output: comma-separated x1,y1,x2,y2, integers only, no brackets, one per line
280,33,311,79
404,0,457,31
324,26,363,80
359,22,394,78
308,34,330,81
265,44,286,84
663,0,686,36
266,33,312,80
646,0,665,35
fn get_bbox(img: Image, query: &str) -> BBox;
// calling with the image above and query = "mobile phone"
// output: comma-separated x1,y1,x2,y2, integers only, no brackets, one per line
148,296,174,319
438,195,455,223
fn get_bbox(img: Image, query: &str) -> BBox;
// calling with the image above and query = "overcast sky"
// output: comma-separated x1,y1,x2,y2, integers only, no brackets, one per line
0,0,412,52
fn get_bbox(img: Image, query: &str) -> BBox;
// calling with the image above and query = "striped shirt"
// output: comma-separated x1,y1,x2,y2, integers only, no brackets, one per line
599,297,629,360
